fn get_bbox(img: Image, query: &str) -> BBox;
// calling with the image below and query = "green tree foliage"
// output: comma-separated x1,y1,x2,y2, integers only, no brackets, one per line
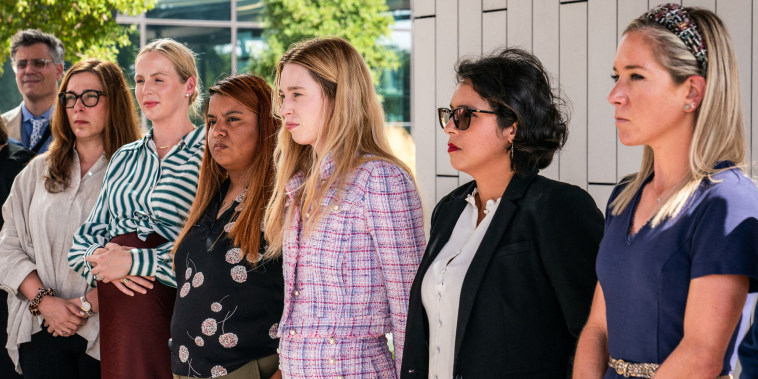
249,0,398,84
0,0,154,74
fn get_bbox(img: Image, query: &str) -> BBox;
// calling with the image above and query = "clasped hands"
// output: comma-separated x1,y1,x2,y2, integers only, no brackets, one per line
40,296,87,338
86,242,155,296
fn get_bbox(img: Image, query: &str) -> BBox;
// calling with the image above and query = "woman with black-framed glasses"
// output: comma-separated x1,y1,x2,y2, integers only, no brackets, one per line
0,58,140,378
401,48,604,379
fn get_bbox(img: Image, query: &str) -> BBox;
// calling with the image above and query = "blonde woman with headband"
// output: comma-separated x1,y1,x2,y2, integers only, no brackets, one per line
264,37,425,378
68,39,204,379
574,4,758,378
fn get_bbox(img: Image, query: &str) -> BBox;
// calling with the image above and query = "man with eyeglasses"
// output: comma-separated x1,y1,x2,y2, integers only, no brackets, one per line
1,29,64,154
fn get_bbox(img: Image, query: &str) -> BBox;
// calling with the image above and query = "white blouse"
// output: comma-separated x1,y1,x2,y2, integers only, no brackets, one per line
421,188,502,379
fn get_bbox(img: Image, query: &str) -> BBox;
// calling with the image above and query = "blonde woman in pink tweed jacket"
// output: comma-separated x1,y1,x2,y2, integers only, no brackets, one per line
262,37,426,379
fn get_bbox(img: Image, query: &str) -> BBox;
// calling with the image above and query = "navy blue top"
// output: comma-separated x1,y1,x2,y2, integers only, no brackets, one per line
738,300,758,378
597,162,758,378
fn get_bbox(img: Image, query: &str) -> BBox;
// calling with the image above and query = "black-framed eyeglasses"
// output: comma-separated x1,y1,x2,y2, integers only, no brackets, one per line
58,90,106,109
438,107,497,130
12,58,54,72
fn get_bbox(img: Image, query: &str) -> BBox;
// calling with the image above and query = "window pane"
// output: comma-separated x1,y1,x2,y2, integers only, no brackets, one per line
147,0,230,21
146,25,232,91
236,28,264,76
116,26,141,87
237,0,264,23
0,60,23,115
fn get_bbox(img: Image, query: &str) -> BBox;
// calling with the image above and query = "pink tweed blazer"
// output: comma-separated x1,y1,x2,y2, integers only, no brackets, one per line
277,157,425,378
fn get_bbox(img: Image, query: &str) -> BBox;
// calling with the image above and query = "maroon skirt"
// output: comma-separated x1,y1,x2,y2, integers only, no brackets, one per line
98,232,175,379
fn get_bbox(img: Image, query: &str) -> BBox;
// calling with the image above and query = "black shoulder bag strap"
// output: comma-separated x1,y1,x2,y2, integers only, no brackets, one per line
31,124,52,154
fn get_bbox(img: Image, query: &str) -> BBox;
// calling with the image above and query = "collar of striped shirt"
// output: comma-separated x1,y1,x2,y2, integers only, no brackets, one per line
124,126,205,153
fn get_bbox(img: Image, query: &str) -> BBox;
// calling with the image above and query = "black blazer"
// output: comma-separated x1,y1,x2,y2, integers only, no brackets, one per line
401,173,603,379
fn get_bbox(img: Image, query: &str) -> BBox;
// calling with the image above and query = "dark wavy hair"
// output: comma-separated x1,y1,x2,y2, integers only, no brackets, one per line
172,74,280,265
456,48,568,175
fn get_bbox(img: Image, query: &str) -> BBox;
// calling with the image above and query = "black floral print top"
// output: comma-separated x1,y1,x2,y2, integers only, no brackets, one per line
170,181,284,377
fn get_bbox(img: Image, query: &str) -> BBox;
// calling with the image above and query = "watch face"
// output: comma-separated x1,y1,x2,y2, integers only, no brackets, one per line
81,301,91,312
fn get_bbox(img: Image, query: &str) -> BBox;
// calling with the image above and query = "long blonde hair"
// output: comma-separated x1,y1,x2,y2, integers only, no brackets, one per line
611,7,746,226
263,36,413,257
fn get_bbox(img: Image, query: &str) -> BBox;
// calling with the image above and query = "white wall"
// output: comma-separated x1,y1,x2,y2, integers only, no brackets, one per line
410,1,755,374
411,0,756,217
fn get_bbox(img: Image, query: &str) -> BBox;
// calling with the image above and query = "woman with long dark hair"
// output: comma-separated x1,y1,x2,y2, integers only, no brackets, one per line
0,58,140,378
169,74,283,379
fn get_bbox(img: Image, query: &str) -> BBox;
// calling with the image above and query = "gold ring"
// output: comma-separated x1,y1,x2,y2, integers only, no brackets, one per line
123,278,130,285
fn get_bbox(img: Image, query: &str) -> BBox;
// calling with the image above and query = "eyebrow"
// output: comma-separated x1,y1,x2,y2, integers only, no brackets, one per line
613,64,646,72
207,110,244,118
134,72,167,78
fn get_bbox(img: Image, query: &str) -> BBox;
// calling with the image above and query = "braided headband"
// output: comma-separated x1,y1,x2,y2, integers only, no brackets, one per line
643,3,708,73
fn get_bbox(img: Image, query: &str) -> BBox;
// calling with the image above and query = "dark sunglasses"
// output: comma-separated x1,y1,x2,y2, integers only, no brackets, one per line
438,107,497,130
59,90,106,109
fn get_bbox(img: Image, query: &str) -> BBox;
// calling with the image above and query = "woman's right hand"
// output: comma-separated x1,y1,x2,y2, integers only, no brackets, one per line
38,296,88,337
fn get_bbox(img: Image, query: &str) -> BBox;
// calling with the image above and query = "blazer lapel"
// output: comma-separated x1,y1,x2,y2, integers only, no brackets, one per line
453,173,537,366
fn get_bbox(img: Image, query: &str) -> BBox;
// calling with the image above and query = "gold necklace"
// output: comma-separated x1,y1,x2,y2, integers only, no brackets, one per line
154,137,182,150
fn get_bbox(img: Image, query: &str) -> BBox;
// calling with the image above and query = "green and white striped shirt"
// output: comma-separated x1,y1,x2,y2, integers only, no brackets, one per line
68,126,205,288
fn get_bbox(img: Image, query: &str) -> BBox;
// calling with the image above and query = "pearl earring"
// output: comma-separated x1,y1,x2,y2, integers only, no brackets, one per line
684,103,691,111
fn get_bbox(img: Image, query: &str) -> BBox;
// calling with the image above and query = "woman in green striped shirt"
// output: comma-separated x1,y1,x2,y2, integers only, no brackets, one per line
68,38,204,379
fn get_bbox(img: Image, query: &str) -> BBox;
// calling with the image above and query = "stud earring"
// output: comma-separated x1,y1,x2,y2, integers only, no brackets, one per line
185,93,190,98
683,103,691,111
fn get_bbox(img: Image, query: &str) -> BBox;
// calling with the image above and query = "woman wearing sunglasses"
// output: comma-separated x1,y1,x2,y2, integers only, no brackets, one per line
0,58,140,378
400,48,603,379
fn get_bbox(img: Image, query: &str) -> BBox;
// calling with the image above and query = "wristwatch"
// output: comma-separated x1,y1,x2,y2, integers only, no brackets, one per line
79,295,95,317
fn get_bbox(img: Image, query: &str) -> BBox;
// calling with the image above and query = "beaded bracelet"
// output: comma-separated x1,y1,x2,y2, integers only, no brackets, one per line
28,287,56,316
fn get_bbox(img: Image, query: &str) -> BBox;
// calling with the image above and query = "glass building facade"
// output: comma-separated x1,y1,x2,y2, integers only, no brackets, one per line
0,0,410,130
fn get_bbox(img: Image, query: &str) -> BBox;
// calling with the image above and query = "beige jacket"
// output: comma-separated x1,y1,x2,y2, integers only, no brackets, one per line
0,152,106,373
1,105,22,142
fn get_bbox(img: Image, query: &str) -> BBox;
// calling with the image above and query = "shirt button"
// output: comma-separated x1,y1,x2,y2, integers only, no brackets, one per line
438,320,442,326
436,346,441,353
328,357,336,364
337,376,344,379
333,205,339,211
293,290,300,296
289,329,297,336
276,348,280,354
328,337,336,344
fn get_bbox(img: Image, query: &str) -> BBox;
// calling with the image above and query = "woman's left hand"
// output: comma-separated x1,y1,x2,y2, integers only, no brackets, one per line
86,243,134,283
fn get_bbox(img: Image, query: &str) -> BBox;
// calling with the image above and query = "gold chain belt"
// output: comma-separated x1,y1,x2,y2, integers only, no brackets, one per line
608,355,732,378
